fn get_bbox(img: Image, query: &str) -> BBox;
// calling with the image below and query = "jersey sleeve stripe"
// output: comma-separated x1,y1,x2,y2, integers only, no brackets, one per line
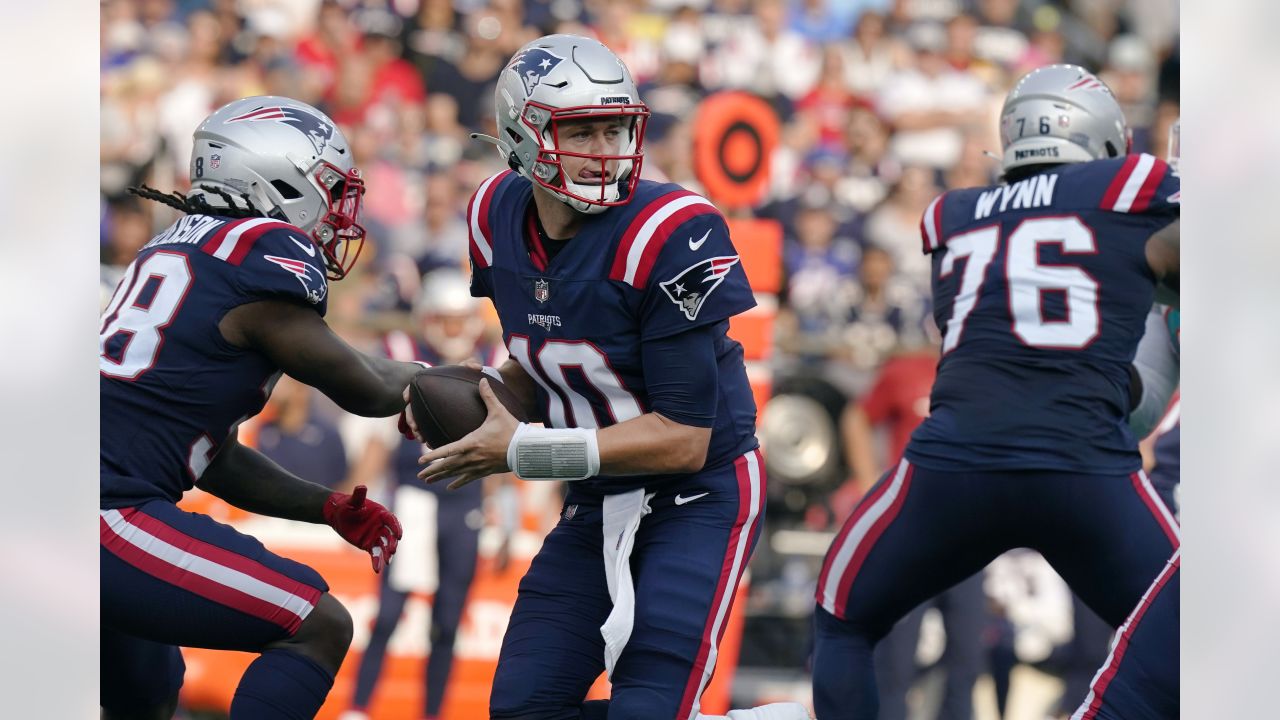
615,193,720,287
631,202,722,288
1100,154,1141,211
610,189,691,281
1110,154,1157,213
468,171,509,268
920,193,944,253
1128,157,1169,213
201,218,293,264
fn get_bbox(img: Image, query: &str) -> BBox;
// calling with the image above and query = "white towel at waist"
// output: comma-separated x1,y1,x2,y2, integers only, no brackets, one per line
599,488,655,678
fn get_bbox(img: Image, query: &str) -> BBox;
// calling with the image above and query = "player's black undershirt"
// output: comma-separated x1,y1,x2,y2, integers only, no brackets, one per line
524,205,573,269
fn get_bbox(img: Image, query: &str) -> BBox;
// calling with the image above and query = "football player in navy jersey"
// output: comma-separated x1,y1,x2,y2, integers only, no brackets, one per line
810,66,1181,720
1070,119,1182,720
100,97,427,720
404,34,809,720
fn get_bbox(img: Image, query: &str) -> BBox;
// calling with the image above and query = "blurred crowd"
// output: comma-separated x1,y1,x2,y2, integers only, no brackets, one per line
101,0,1180,369
101,1,1178,713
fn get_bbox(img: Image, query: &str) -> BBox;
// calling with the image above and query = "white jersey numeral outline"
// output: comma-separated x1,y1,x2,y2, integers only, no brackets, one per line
99,251,194,380
507,335,643,428
940,216,1101,352
939,225,1000,353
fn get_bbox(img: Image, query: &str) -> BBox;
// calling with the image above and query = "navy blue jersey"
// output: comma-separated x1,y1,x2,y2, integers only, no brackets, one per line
906,154,1180,472
100,214,332,508
467,172,759,493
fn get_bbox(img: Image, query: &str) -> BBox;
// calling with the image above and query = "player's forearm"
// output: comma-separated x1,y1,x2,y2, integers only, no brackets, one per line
338,355,423,417
595,412,711,475
196,441,331,523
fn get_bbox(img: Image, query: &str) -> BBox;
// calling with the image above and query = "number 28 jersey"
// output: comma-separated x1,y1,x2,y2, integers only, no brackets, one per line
467,172,760,494
906,154,1180,473
100,214,331,508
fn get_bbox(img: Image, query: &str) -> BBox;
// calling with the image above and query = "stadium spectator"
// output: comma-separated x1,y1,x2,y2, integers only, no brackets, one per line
862,164,943,289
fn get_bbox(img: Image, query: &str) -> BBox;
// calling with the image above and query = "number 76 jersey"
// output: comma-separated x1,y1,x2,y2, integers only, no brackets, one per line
906,154,1180,474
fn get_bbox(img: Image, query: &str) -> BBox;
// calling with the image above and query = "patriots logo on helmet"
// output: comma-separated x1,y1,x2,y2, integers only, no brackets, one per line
659,256,740,321
508,48,565,96
227,106,336,156
264,254,328,305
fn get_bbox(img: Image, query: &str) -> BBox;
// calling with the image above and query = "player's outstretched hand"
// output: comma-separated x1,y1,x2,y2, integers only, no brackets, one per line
417,379,517,490
322,485,403,573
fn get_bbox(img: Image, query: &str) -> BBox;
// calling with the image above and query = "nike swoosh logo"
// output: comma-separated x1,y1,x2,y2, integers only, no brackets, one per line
674,492,709,506
291,237,317,257
688,229,711,251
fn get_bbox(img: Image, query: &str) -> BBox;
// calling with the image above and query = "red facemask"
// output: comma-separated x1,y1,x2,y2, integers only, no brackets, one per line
311,161,366,280
522,102,650,208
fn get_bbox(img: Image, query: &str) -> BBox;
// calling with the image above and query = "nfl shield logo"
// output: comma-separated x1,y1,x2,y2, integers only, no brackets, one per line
210,154,221,169
563,504,578,521
534,278,550,304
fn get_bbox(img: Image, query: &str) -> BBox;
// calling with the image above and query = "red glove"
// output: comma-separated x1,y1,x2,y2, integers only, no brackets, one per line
397,408,420,442
322,486,403,573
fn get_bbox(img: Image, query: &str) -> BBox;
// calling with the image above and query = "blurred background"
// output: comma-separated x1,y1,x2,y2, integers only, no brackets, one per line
99,0,1179,718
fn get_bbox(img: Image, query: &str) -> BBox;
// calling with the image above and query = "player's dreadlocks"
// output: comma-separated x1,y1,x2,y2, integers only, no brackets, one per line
128,184,266,219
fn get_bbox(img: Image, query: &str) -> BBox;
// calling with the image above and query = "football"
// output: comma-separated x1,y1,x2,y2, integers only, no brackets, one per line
408,366,529,448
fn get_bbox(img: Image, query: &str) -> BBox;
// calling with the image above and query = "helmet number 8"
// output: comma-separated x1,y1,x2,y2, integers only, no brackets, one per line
100,251,194,380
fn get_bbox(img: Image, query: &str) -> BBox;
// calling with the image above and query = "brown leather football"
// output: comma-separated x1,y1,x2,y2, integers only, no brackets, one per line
407,366,529,448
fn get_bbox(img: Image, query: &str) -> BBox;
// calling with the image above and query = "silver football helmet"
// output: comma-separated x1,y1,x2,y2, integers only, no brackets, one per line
476,34,650,214
999,65,1130,175
415,269,485,364
189,96,366,279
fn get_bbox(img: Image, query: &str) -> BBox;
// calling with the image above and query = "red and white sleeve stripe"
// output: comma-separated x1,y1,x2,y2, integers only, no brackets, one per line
609,190,720,289
468,171,511,269
920,192,946,253
1101,154,1169,213
201,218,295,265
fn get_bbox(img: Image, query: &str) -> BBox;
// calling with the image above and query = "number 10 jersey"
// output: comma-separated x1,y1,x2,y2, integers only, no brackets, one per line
467,172,760,494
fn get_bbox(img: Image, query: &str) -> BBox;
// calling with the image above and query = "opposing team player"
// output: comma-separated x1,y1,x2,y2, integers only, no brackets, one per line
1070,118,1182,720
100,97,426,720
408,34,808,720
810,65,1181,720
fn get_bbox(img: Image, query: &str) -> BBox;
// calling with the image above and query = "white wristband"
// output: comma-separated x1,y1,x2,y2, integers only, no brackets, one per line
506,423,601,481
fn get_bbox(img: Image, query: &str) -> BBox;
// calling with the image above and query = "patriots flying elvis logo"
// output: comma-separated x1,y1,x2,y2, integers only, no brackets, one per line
227,106,336,156
508,48,565,95
659,256,740,321
264,254,328,305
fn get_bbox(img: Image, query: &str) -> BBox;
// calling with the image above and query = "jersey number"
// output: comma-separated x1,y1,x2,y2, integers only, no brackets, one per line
100,251,193,380
507,336,642,428
940,217,1099,353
